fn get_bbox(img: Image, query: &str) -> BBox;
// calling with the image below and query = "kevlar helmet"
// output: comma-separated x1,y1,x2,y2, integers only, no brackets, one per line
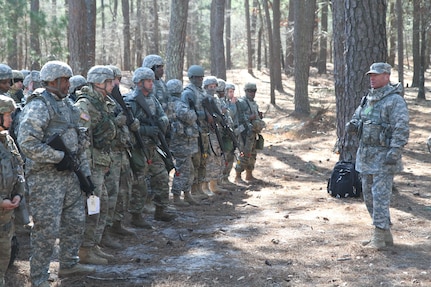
12,70,24,82
187,65,204,78
132,67,155,83
107,65,122,78
216,79,226,92
40,61,73,82
142,55,164,69
244,82,257,91
23,74,31,88
166,79,183,94
203,76,218,87
0,64,13,80
225,82,235,91
20,69,31,78
87,65,114,84
0,94,16,114
69,75,87,94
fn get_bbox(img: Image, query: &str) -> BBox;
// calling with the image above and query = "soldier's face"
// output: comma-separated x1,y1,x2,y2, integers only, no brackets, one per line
58,77,70,95
369,73,390,89
1,112,12,129
245,89,256,100
227,89,235,99
0,79,11,93
154,65,164,80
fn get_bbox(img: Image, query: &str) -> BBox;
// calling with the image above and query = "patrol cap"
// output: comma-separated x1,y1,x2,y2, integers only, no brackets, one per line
0,94,16,114
87,65,114,84
132,67,155,83
244,82,257,91
366,62,391,75
0,64,13,80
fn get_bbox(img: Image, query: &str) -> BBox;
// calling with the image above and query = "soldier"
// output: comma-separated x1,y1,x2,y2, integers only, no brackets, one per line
142,54,169,112
235,82,266,183
125,67,176,222
68,75,87,102
167,79,199,206
347,62,409,249
17,60,95,287
0,95,24,287
0,64,12,95
8,70,25,105
74,65,119,263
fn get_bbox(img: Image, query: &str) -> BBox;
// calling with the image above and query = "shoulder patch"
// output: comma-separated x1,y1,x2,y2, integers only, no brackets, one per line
80,112,91,121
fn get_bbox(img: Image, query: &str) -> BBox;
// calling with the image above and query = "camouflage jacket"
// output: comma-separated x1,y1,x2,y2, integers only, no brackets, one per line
0,131,24,200
153,79,169,113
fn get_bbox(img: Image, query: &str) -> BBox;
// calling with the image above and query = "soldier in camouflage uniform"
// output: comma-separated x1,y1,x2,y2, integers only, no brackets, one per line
142,54,169,112
68,75,87,102
17,61,95,287
0,95,24,287
235,82,266,183
347,62,409,250
7,70,25,106
0,64,12,95
125,67,176,222
167,79,199,206
74,65,119,263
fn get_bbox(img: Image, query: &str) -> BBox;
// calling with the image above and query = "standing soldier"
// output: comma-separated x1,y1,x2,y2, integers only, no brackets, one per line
142,54,169,112
7,70,25,105
18,61,95,287
0,64,12,95
74,65,118,263
167,79,199,206
0,95,24,287
125,67,176,222
235,82,266,183
68,75,87,102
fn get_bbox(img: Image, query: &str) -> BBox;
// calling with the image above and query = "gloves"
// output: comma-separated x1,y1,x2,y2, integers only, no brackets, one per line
130,118,140,132
56,153,74,171
81,176,95,197
384,148,400,165
115,113,127,127
140,126,160,137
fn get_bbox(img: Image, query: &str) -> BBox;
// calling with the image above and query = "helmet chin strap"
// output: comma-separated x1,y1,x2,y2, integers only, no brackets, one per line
46,78,67,98
94,82,110,95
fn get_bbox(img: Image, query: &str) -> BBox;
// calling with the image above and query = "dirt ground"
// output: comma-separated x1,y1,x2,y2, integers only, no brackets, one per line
5,68,431,287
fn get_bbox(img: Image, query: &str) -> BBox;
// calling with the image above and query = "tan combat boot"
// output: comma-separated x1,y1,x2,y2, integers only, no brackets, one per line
78,247,108,265
154,205,177,222
110,220,136,237
234,171,247,184
202,182,215,196
364,227,386,250
184,191,199,205
209,180,228,194
100,230,122,249
58,263,95,277
192,183,209,199
245,169,258,181
143,194,155,214
130,213,152,229
173,194,190,206
94,245,115,260
384,229,394,246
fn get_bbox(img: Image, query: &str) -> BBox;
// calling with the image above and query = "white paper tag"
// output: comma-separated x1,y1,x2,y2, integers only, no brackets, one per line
87,195,100,215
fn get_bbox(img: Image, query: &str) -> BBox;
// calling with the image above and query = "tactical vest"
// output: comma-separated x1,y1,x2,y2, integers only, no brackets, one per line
0,134,22,196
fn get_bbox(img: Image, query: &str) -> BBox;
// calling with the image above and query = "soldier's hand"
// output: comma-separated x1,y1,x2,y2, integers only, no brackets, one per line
115,113,127,127
130,118,140,132
384,148,400,165
56,153,74,171
140,126,160,137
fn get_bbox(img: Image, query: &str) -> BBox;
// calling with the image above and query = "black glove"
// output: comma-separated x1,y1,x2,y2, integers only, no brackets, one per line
56,153,74,171
81,176,95,197
384,148,400,165
140,126,160,137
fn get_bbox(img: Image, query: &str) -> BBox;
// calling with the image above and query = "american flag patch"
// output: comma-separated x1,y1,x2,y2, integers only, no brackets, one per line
80,113,91,121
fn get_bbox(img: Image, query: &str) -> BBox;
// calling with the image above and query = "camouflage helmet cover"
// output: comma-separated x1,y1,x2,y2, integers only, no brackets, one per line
142,55,164,69
244,82,257,91
132,67,155,83
225,82,235,91
69,75,87,94
20,69,31,78
0,64,13,80
31,70,40,82
166,79,183,94
87,65,114,84
0,94,16,114
216,79,226,92
40,61,73,82
23,74,32,88
107,65,122,78
187,65,205,78
12,70,24,81
203,76,218,87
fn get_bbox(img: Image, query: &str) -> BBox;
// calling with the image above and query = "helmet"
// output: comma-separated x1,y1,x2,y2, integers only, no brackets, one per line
244,82,257,91
142,55,164,69
132,67,155,83
0,64,13,80
87,65,114,84
187,65,204,78
0,95,16,114
203,76,218,87
216,79,226,92
166,79,183,94
31,70,40,82
20,69,31,78
225,82,235,91
69,75,87,94
23,74,32,88
107,65,122,78
12,70,24,82
40,61,73,82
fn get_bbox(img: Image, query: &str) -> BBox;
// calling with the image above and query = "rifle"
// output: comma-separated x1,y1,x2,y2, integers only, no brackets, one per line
188,98,205,157
202,97,240,154
47,133,95,196
134,94,175,172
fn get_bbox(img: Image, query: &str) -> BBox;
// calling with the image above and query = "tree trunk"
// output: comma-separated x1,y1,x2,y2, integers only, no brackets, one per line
135,0,143,68
411,0,420,87
262,0,275,104
122,0,131,71
387,1,396,67
417,1,427,100
396,0,404,91
68,0,87,75
210,0,227,79
152,0,160,53
30,0,42,70
85,0,96,71
165,0,189,81
245,0,254,75
225,0,232,70
293,0,316,115
272,0,283,92
317,0,328,74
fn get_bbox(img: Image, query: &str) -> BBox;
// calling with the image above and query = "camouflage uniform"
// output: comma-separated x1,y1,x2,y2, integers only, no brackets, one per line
0,95,24,287
74,66,117,251
17,61,93,286
142,54,169,112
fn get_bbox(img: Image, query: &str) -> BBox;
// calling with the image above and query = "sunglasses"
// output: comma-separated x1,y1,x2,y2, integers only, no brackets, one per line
246,89,257,93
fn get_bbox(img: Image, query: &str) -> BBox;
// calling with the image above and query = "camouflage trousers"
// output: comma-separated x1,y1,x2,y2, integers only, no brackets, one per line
235,132,257,172
171,154,194,195
82,164,109,248
0,210,14,281
192,133,209,184
222,150,236,180
105,150,132,226
27,169,85,286
361,173,394,230
130,146,169,213
206,132,224,181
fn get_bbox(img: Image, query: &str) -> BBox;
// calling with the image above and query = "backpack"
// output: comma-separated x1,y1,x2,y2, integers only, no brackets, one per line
327,161,362,198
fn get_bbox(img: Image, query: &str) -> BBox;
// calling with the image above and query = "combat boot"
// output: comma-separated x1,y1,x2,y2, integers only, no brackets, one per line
131,213,152,229
94,245,115,260
202,182,215,196
384,229,394,246
110,220,136,237
209,180,228,194
143,194,155,214
100,230,122,249
365,227,386,250
184,191,199,205
154,205,177,222
235,171,247,184
78,247,108,265
173,194,190,207
191,183,209,199
59,263,95,277
245,169,258,181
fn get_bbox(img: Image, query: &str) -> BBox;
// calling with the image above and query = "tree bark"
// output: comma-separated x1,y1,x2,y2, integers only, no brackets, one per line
317,0,328,74
210,0,226,79
122,0,131,71
30,0,42,70
396,0,404,91
225,0,232,70
245,0,254,75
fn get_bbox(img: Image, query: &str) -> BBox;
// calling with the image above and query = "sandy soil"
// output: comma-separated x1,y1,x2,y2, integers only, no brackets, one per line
5,68,431,287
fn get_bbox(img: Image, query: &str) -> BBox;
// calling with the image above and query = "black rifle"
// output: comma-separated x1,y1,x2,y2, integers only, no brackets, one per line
187,98,205,156
202,97,240,154
47,133,95,196
134,94,175,172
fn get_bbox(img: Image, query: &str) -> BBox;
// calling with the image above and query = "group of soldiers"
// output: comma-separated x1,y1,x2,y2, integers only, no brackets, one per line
0,54,265,287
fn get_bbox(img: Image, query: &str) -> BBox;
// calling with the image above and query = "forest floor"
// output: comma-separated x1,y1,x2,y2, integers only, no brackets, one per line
6,67,431,287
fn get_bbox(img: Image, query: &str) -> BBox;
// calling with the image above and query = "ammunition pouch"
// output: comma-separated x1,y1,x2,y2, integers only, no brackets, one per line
255,134,264,150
